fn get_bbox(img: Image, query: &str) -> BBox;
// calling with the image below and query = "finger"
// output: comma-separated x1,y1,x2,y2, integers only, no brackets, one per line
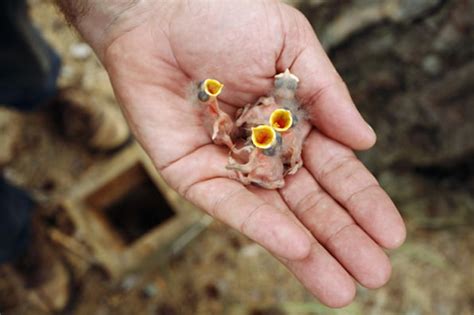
247,185,290,212
278,5,375,150
279,242,356,308
170,156,357,307
280,168,392,288
187,178,311,260
248,185,313,239
303,130,406,249
239,184,356,307
159,134,352,307
161,145,311,260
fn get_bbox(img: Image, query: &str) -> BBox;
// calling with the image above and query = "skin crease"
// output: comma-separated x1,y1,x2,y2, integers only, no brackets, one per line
71,0,406,308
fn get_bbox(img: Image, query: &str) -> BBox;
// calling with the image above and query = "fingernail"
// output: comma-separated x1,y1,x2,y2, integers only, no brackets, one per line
366,121,375,133
366,122,377,147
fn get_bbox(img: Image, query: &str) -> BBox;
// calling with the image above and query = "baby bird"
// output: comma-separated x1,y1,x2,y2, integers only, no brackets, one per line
235,96,279,129
234,69,309,175
272,69,311,174
227,125,285,189
273,68,300,107
196,79,235,149
192,70,309,189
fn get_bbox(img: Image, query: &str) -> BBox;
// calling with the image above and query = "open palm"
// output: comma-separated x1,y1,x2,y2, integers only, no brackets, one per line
101,0,406,307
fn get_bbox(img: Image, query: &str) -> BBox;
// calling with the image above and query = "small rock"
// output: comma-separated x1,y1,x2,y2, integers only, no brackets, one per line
433,24,463,53
69,42,92,60
389,0,443,22
422,54,442,75
143,284,158,298
60,65,75,80
406,308,422,315
215,279,229,295
120,275,139,291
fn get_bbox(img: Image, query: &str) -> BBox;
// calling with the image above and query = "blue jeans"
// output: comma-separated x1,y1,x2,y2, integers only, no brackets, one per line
0,179,34,263
0,0,60,263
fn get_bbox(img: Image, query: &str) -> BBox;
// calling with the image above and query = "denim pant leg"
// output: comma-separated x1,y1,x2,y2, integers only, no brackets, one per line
0,177,34,264
0,0,61,110
0,0,60,264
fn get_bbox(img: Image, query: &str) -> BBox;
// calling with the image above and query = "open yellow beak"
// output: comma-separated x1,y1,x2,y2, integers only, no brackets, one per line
251,125,276,149
203,79,224,97
269,109,293,132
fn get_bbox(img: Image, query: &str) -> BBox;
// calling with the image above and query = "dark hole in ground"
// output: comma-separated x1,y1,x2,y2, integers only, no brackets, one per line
102,175,175,244
40,178,56,192
51,206,76,236
204,282,220,300
214,252,228,264
156,303,177,315
86,163,176,244
229,235,242,250
250,307,286,315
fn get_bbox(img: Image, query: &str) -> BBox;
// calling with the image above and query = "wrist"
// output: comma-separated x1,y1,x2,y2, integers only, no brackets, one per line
56,0,159,61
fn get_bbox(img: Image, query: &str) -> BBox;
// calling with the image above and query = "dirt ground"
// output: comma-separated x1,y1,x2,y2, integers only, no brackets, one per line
0,0,473,314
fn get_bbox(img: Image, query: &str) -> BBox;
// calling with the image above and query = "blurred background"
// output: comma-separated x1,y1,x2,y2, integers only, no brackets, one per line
0,0,473,314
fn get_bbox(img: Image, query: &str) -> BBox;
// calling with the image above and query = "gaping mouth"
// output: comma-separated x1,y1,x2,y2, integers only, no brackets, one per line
203,79,224,97
269,108,293,132
251,125,276,149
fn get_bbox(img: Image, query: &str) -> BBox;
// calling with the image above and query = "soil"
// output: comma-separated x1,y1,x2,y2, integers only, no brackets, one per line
0,0,472,314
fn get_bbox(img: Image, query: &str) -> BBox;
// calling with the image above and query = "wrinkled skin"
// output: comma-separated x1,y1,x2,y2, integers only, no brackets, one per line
100,0,406,307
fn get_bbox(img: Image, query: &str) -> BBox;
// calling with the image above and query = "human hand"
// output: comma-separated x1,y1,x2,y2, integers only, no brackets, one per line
67,0,406,307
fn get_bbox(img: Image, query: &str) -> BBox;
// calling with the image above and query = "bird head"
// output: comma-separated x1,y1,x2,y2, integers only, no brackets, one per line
198,79,224,102
251,125,282,156
269,108,293,132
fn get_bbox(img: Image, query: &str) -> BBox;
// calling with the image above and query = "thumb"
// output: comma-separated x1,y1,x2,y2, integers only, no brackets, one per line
278,5,376,150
